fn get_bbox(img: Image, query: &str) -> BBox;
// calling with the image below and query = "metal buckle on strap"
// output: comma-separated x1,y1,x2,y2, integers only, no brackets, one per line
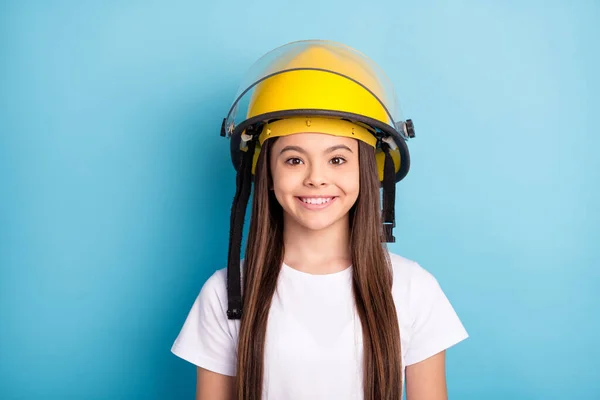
227,308,242,319
383,222,396,243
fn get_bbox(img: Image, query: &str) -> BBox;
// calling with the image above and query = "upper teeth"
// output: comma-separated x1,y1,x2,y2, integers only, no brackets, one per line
301,197,333,205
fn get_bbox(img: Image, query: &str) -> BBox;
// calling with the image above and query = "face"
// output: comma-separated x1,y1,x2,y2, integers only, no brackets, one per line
269,133,360,233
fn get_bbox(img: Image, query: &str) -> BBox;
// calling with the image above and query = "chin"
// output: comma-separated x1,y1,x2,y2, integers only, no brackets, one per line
298,219,338,232
286,210,348,233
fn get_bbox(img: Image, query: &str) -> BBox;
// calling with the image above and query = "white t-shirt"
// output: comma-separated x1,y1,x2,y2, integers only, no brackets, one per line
171,252,469,399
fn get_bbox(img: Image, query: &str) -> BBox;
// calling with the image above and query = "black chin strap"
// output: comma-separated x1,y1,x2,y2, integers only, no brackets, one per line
226,130,257,320
381,141,396,243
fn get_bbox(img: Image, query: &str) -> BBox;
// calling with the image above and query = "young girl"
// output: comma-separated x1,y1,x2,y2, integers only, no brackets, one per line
172,40,468,400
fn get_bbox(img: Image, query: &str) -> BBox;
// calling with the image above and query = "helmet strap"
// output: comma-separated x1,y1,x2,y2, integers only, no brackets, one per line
381,142,396,243
226,127,257,320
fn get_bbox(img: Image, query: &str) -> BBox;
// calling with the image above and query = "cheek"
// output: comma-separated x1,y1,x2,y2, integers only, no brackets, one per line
271,165,299,196
339,169,361,196
272,176,301,211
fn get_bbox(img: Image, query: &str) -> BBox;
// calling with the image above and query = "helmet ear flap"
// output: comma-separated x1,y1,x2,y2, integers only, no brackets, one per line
226,128,258,320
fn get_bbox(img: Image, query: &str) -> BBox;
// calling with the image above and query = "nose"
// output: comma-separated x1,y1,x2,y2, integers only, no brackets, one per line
304,163,328,188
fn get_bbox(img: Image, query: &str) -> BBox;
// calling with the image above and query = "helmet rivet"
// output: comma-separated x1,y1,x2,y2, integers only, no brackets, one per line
352,128,355,135
266,128,271,136
306,119,311,127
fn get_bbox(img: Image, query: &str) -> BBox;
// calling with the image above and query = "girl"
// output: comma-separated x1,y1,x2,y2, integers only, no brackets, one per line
172,40,468,400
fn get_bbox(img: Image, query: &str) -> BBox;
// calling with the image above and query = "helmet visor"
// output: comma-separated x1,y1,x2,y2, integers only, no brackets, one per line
223,40,408,139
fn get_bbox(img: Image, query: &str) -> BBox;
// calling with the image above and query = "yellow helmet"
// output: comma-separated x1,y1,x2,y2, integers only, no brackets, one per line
221,39,415,183
222,40,416,319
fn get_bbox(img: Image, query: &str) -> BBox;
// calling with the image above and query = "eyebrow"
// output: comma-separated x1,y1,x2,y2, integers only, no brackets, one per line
279,144,353,156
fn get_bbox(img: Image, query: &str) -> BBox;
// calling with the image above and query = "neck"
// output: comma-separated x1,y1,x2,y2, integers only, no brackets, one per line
282,213,352,275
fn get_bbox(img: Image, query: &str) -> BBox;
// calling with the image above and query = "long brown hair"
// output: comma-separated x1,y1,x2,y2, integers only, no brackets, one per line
235,137,402,399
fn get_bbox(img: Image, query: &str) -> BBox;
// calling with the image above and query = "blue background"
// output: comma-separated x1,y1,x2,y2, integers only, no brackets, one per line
1,1,599,399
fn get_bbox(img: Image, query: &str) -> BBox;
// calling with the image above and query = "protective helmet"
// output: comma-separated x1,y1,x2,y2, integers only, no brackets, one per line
220,40,416,319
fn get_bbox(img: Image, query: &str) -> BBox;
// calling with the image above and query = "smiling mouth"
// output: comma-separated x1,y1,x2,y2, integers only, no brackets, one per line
298,197,336,205
295,196,338,210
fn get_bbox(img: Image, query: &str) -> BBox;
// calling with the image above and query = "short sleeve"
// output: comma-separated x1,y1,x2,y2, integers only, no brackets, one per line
171,271,237,376
404,262,469,366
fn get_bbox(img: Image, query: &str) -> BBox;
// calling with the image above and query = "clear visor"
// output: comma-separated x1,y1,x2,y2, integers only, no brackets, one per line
223,40,406,137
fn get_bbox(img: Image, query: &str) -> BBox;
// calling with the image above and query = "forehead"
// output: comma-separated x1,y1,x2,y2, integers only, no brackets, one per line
271,132,358,151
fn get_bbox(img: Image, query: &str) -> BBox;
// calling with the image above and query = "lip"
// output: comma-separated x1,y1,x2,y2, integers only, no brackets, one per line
296,196,338,210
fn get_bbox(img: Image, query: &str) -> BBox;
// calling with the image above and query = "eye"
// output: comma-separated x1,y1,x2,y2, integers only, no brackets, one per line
330,157,347,165
285,157,304,166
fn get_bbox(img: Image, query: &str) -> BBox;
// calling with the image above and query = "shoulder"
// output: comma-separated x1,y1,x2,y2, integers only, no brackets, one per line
171,264,241,375
198,259,247,311
388,251,440,295
387,251,447,327
387,251,469,365
204,266,228,294
199,264,236,309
